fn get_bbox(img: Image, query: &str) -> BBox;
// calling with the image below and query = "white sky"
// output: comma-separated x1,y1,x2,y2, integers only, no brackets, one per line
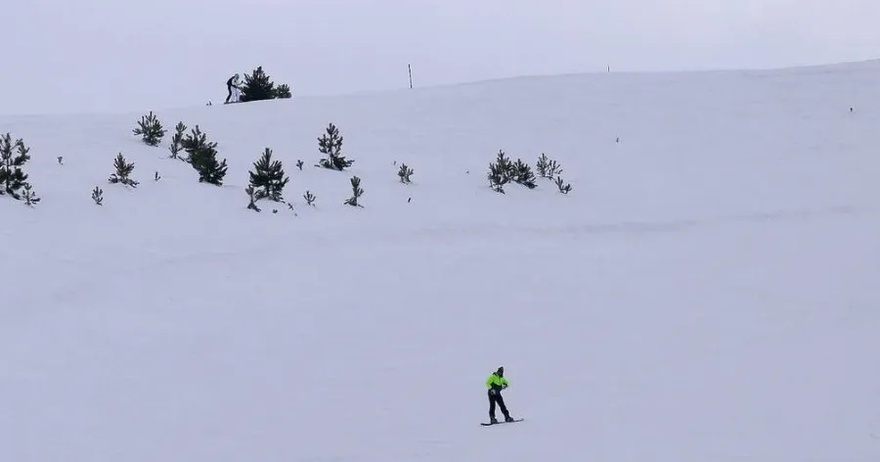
2,0,879,115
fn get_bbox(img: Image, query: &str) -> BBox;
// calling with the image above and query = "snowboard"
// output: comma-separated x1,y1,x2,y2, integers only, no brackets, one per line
481,418,524,426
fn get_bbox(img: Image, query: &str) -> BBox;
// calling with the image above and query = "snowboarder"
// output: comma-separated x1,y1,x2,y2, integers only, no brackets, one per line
225,73,241,104
486,366,514,423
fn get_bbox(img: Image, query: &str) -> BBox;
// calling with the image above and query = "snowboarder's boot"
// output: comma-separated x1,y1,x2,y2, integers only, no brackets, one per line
505,416,514,422
490,417,498,424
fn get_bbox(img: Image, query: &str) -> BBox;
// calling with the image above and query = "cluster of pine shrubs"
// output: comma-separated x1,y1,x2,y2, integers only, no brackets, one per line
107,114,228,204
133,113,228,184
129,111,373,212
5,104,574,211
246,122,368,213
487,151,571,194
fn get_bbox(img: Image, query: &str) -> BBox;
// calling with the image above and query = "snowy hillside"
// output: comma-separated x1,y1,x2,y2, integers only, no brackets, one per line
3,60,880,461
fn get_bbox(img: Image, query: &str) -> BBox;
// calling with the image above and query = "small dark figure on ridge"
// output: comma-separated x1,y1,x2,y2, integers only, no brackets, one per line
225,73,241,104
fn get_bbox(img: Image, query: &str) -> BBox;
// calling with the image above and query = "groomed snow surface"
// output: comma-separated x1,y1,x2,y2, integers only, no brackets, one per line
3,61,880,461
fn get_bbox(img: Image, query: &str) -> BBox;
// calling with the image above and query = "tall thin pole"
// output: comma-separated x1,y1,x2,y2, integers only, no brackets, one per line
408,64,413,89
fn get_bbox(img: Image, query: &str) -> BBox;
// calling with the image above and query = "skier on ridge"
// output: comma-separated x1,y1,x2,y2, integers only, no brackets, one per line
486,366,515,423
225,73,241,104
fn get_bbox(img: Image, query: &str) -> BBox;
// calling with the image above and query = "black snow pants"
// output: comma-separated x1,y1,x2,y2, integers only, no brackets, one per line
225,84,233,103
488,389,510,420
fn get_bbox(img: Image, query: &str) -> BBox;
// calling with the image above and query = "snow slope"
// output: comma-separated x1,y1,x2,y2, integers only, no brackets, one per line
3,60,880,461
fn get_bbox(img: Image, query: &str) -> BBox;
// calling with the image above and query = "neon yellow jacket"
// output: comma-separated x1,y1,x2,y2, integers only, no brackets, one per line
486,372,509,390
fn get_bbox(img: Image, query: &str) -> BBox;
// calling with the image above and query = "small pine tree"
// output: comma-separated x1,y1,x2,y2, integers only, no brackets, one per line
248,147,290,201
275,84,292,99
487,150,539,192
549,159,562,177
495,150,513,178
108,153,139,187
245,185,261,212
535,153,563,178
182,125,216,163
240,66,277,102
0,133,34,200
303,190,316,206
133,111,166,146
536,153,550,178
168,122,187,160
21,183,39,206
317,123,354,170
397,163,414,183
344,176,364,207
487,150,512,193
487,164,507,193
511,159,537,189
296,159,304,170
92,186,104,205
555,176,572,194
180,125,226,184
190,145,228,185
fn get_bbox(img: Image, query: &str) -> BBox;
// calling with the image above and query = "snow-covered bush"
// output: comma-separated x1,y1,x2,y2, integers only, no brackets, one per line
316,123,354,171
487,150,538,192
248,148,290,202
190,145,228,185
0,133,39,203
245,185,261,212
21,183,39,206
275,84,292,99
108,153,139,187
92,186,104,205
536,153,562,179
555,176,572,194
183,125,228,185
344,176,364,207
168,122,187,160
181,125,213,161
511,159,537,189
397,163,414,183
487,150,510,193
303,190,316,206
133,111,166,146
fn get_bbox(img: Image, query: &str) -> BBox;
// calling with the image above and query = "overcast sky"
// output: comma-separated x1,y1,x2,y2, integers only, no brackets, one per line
2,0,879,115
